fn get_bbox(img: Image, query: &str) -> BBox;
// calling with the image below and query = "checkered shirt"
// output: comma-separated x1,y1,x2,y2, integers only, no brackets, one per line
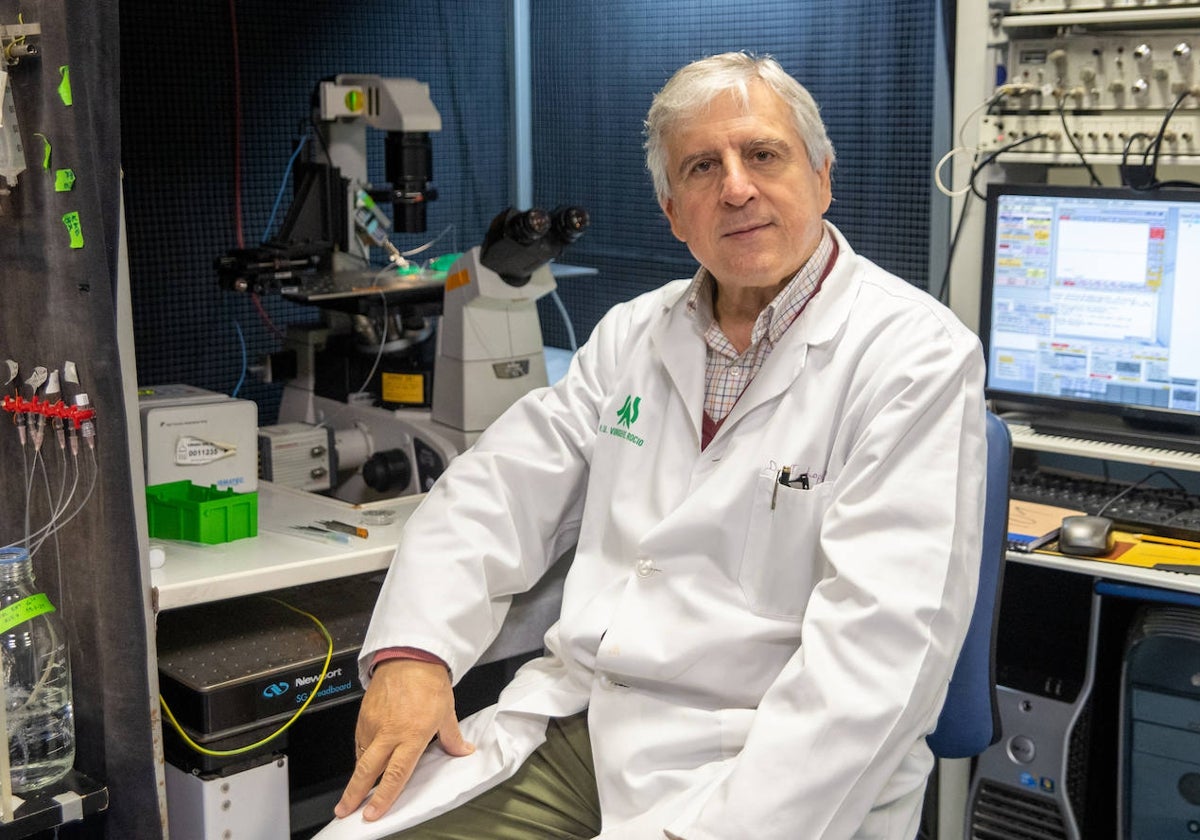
684,227,835,423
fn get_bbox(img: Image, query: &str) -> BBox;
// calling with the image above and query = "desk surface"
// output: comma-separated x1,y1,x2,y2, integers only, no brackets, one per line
150,482,567,665
151,483,422,611
1004,415,1200,594
1011,548,1200,595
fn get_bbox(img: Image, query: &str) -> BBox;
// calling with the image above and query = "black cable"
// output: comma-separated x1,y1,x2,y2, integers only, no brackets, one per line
1149,178,1200,189
934,93,1011,304
1128,90,1198,192
1096,468,1188,518
1147,90,1192,174
968,133,1053,201
936,192,970,305
934,110,1050,304
1121,132,1155,166
1116,130,1159,188
1056,96,1102,186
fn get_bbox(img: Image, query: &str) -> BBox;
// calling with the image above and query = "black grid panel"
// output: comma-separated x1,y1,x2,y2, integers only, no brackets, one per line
531,0,938,350
120,0,511,424
121,2,937,413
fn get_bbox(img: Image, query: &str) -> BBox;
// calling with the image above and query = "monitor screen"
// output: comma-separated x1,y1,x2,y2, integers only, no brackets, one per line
979,183,1200,451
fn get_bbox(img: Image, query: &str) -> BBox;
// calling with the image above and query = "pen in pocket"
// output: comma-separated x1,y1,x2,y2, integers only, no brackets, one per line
776,466,809,489
772,466,811,509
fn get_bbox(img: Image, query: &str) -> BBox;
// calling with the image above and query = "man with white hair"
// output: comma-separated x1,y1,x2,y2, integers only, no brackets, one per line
323,51,986,840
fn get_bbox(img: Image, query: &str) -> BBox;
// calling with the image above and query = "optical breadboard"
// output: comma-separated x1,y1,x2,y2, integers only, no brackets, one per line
157,575,380,742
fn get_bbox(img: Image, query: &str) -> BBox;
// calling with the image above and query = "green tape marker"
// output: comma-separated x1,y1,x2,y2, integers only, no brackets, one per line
58,66,73,106
55,169,75,192
0,594,56,635
62,211,83,248
33,133,51,170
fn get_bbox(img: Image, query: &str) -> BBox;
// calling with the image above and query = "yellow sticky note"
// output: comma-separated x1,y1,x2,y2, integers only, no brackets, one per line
62,211,83,248
57,66,72,106
54,169,75,192
381,372,426,405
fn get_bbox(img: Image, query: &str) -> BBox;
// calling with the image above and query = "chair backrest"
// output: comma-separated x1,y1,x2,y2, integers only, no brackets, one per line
927,410,1012,759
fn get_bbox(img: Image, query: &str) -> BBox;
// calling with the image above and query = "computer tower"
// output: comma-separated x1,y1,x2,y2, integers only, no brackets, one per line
1119,605,1200,839
965,564,1101,840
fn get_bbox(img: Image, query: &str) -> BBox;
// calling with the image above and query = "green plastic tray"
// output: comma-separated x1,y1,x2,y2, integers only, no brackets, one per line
146,481,258,544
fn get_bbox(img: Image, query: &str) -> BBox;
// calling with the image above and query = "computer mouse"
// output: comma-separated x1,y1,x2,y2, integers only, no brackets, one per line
1059,514,1115,557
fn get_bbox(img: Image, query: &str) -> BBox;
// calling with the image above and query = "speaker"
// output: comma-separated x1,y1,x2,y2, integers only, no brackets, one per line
965,564,1101,840
1119,605,1200,839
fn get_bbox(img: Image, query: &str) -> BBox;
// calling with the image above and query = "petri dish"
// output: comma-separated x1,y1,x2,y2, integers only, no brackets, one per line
361,508,398,527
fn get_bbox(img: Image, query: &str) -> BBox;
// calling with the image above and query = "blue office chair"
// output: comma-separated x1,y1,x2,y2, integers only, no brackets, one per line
926,410,1011,758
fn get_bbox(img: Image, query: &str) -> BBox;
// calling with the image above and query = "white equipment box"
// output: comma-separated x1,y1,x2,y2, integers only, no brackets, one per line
165,755,289,840
258,422,336,492
138,384,258,493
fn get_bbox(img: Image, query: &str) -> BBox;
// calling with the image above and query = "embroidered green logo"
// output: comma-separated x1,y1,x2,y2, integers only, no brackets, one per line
598,395,646,447
616,395,641,428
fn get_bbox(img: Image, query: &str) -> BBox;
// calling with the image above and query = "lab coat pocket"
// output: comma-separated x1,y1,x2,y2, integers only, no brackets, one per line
738,471,830,620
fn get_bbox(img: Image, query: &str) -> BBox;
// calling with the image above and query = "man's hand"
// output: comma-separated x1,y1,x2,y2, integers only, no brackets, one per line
334,659,475,821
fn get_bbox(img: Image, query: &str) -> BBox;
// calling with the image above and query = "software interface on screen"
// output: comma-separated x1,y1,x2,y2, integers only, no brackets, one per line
986,191,1200,415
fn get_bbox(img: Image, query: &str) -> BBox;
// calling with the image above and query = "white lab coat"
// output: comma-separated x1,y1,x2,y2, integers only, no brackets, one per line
316,223,987,840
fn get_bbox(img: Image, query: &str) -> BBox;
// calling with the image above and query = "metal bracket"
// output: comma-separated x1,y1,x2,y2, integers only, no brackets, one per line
1,21,40,66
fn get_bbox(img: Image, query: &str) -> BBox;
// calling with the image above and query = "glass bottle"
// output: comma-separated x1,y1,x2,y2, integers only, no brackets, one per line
0,547,75,792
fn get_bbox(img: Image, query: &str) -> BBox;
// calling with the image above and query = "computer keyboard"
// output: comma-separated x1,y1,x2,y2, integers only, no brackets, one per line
1009,467,1200,544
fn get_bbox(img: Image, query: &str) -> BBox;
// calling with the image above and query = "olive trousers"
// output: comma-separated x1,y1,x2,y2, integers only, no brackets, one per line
384,712,601,839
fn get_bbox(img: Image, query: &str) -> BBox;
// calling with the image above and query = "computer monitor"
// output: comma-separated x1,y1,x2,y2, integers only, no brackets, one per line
979,182,1200,453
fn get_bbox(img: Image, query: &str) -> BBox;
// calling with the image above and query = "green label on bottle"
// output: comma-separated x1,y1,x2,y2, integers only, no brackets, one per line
0,594,56,634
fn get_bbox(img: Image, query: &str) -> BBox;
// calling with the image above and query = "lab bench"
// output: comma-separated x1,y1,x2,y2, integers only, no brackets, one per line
1002,418,1200,597
150,484,420,611
150,482,568,839
150,482,567,662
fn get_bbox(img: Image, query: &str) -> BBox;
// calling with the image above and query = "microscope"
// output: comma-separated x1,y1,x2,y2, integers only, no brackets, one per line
219,75,589,504
217,73,442,291
432,205,588,432
270,202,588,505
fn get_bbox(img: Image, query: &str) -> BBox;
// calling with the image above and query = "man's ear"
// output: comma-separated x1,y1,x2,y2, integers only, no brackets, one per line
817,158,833,215
661,196,686,243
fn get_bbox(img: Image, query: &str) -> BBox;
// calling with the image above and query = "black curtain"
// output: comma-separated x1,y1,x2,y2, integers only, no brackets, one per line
0,0,162,836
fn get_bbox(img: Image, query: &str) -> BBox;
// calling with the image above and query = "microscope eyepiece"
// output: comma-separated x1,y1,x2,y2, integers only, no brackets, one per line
480,205,588,286
551,206,589,243
505,208,552,245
